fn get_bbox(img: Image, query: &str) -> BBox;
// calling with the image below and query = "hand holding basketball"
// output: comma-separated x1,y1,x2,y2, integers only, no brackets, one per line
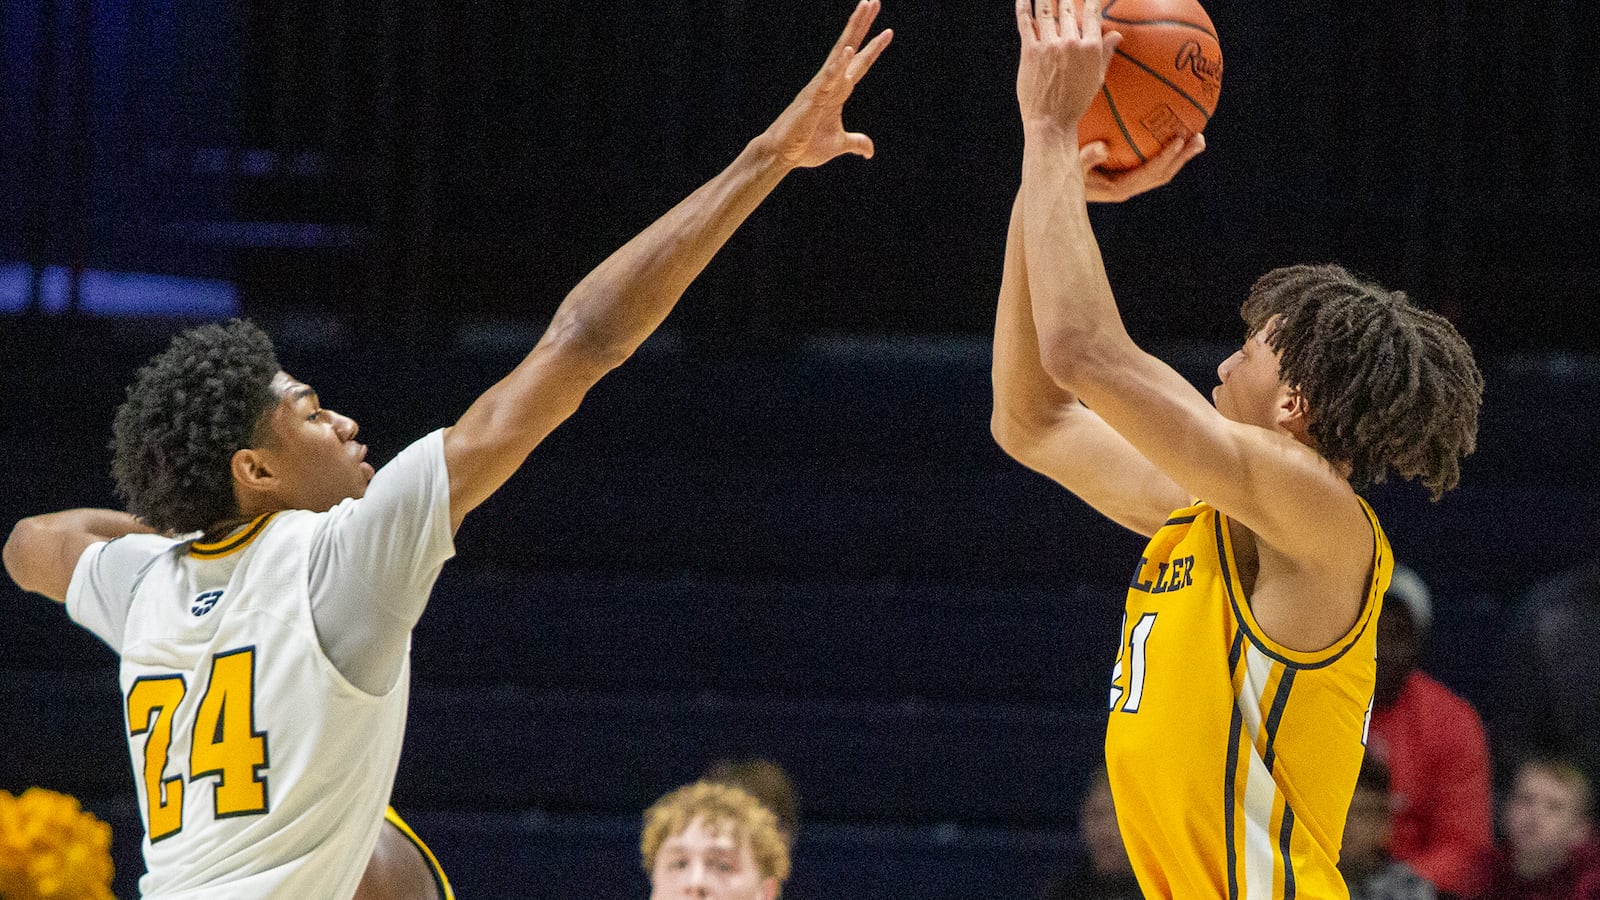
1081,132,1205,203
1015,0,1121,131
1078,0,1222,170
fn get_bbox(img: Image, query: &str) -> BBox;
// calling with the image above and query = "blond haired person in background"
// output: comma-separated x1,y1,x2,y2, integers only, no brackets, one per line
642,781,790,900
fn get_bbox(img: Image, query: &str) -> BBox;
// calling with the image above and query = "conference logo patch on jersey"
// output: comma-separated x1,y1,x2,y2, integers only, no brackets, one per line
191,590,224,617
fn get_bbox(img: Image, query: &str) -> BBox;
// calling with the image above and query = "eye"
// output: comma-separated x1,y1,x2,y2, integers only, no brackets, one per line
307,409,324,422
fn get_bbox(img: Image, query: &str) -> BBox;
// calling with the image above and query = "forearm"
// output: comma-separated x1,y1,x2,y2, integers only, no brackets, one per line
4,508,154,602
993,191,1080,442
12,509,153,543
544,139,792,369
1019,121,1134,382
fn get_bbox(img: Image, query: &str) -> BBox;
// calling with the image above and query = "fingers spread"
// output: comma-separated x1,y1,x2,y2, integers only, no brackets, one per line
1100,29,1122,65
832,1,877,64
1015,0,1035,42
1082,0,1103,41
1036,0,1061,40
847,27,893,83
1057,0,1076,39
843,132,875,160
814,45,853,103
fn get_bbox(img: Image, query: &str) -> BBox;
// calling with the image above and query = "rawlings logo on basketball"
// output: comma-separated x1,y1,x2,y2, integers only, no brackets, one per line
1174,42,1222,87
191,589,224,617
1082,0,1223,170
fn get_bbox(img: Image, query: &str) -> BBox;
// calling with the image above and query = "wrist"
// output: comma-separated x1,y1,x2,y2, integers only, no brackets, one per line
1022,117,1080,147
741,133,799,179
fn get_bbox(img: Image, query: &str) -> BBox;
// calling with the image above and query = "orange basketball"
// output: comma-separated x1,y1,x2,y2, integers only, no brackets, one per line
1080,0,1223,171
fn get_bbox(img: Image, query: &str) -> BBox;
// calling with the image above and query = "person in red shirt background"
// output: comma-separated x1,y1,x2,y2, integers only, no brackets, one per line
1368,565,1495,898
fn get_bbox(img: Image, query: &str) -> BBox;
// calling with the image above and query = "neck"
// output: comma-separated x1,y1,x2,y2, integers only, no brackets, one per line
201,515,258,544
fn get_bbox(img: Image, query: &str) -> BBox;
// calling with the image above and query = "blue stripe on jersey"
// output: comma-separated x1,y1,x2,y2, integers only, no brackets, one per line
1225,630,1245,900
1280,804,1297,899
1262,668,1296,772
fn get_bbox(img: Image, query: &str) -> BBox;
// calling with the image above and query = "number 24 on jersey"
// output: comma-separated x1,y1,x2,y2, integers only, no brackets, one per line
126,647,269,840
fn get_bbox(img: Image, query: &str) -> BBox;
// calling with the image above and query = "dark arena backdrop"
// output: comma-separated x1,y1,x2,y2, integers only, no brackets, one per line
2,1,1597,897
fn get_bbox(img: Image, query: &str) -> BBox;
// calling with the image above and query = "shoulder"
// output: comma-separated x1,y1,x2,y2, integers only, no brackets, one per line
84,532,184,579
383,429,448,476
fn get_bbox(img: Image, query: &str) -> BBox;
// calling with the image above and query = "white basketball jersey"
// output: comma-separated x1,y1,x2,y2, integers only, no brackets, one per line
117,510,409,898
67,430,453,899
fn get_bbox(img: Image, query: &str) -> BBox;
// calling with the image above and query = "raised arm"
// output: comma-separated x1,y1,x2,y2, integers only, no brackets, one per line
440,2,892,530
991,188,1189,537
4,509,157,602
1010,0,1368,566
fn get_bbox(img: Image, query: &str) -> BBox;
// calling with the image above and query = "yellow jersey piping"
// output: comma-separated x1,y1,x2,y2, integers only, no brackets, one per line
188,513,279,559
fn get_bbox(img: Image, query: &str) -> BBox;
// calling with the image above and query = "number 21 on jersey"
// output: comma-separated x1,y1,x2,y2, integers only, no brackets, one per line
1108,613,1157,713
126,647,270,841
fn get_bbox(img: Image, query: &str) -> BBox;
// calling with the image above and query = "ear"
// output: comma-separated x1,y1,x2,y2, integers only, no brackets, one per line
761,877,780,900
230,447,277,492
1278,386,1313,436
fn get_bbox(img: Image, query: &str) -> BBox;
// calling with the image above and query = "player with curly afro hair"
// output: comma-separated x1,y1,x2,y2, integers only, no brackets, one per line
111,319,282,536
3,8,894,895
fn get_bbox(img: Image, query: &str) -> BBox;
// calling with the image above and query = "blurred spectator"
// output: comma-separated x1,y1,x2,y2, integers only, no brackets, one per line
0,787,115,900
1470,757,1600,900
1368,564,1494,897
1040,765,1142,900
704,758,799,849
1340,755,1437,900
642,780,790,900
1491,558,1600,790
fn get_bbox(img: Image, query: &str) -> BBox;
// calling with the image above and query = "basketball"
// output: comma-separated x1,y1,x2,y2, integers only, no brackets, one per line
1080,0,1223,171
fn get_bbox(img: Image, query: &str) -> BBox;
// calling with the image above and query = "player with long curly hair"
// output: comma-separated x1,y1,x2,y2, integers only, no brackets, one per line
992,1,1482,896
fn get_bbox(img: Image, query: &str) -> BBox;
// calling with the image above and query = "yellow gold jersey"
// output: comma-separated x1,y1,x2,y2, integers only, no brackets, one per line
1104,499,1390,900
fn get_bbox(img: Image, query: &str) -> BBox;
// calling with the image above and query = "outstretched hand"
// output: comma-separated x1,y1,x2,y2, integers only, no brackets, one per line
1081,133,1206,202
1016,0,1120,131
758,0,893,169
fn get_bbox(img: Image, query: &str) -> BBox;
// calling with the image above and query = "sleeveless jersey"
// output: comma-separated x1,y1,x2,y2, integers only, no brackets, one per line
1104,499,1391,900
113,511,410,898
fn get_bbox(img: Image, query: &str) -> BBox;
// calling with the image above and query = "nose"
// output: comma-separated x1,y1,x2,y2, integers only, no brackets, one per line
330,409,359,441
1217,349,1242,383
682,862,711,895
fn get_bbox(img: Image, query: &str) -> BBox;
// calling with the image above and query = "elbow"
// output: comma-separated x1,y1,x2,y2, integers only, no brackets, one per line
544,309,634,379
4,518,41,593
990,404,1047,468
990,406,1026,460
1037,335,1120,396
1036,338,1088,392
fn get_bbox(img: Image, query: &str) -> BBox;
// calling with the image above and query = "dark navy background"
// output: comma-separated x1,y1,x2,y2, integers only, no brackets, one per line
3,0,1597,896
